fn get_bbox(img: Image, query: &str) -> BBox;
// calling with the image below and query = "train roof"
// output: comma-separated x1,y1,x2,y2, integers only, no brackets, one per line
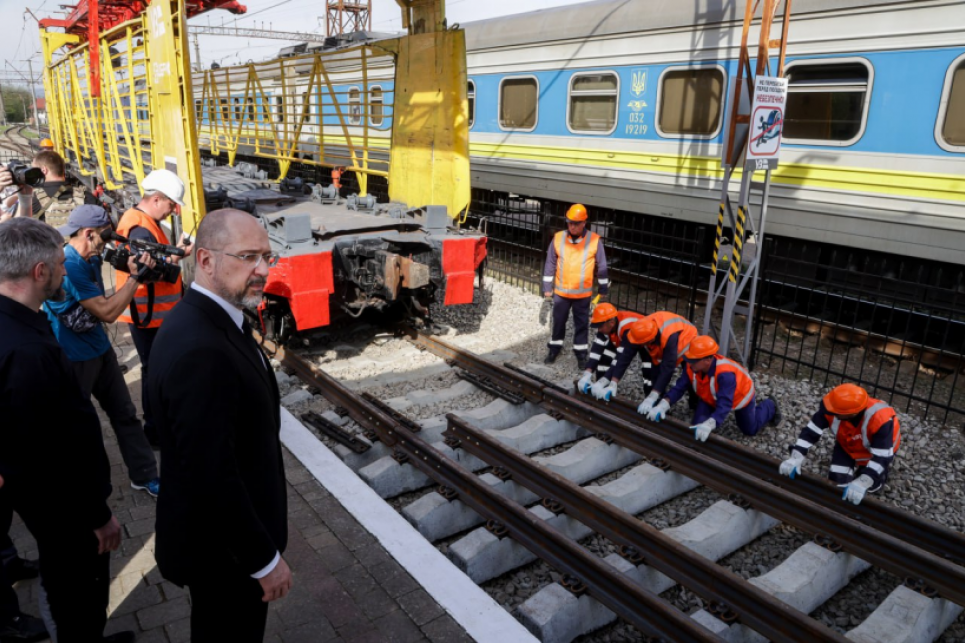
463,0,928,50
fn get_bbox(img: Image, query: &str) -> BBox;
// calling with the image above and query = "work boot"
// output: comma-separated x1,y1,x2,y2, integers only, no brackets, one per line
544,348,561,364
575,351,587,371
770,399,783,427
0,613,48,642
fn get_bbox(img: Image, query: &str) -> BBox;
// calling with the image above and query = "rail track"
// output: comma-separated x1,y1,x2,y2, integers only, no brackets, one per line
255,327,965,643
0,125,34,157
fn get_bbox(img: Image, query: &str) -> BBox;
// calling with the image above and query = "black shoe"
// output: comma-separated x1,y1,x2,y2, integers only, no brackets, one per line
4,557,39,583
770,399,783,427
0,613,48,642
102,631,136,643
575,353,587,371
544,349,561,365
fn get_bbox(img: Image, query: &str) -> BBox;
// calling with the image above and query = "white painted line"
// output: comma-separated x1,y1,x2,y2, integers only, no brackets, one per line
280,408,538,643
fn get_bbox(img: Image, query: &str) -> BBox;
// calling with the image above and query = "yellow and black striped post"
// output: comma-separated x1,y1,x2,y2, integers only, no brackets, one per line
712,202,725,268
729,205,747,283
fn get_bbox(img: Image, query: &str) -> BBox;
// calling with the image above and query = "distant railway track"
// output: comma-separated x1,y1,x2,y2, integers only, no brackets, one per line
254,328,965,643
0,125,34,157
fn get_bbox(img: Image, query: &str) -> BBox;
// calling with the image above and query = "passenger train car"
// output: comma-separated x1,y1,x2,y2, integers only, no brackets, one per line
201,0,965,268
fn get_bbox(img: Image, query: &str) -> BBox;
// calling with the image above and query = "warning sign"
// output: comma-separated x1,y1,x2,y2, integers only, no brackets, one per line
746,76,788,171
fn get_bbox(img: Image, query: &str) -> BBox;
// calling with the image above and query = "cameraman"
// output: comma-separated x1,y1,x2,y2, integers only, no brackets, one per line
0,151,95,224
44,205,161,497
116,169,192,446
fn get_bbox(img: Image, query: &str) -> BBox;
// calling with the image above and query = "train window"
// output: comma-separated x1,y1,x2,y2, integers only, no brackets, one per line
783,60,872,145
371,86,384,127
467,80,475,128
348,87,362,126
220,99,229,122
247,98,255,123
656,66,724,137
499,76,538,131
275,96,285,124
194,99,202,122
568,72,618,134
937,54,965,151
302,92,311,124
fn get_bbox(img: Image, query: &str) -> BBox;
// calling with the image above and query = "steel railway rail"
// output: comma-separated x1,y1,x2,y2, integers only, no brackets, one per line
256,328,965,641
0,125,33,157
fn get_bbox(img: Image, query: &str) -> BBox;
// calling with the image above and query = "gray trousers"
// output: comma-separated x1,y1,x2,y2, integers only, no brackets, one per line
71,348,158,484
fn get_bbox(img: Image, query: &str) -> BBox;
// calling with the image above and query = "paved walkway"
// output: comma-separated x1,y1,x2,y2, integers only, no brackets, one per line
10,328,473,643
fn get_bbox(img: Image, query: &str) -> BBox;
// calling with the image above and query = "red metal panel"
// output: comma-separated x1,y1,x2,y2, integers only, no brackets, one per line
442,237,483,306
264,251,334,331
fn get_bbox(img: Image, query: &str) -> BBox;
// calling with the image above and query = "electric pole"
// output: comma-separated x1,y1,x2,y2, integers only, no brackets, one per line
24,58,39,127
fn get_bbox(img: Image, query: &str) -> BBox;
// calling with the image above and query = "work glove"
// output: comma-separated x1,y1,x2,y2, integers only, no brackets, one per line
589,377,610,399
842,474,875,505
647,399,671,423
539,297,551,326
593,379,617,402
779,451,805,479
577,371,594,394
691,418,716,442
636,391,660,416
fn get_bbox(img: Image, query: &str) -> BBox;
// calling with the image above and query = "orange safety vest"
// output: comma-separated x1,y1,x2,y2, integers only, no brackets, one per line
611,311,643,347
116,208,183,328
687,355,755,410
824,398,901,465
552,230,600,299
644,311,697,366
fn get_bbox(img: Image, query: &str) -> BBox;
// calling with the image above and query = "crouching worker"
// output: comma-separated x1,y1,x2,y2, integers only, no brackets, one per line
648,336,780,442
577,303,644,394
779,383,899,505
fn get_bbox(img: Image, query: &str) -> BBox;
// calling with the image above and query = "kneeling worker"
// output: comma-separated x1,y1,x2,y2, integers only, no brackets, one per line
577,303,644,394
779,383,900,505
647,336,780,441
590,311,696,405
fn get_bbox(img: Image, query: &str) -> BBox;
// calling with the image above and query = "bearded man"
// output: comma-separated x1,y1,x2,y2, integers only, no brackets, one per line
147,209,291,642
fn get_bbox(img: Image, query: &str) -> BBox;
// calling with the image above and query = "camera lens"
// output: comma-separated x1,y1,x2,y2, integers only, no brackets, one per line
21,167,45,187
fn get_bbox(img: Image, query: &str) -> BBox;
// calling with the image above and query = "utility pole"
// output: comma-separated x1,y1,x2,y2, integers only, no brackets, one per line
0,82,6,127
192,33,203,72
24,58,39,127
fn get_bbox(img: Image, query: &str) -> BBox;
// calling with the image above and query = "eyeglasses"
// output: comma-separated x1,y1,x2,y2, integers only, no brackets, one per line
212,250,279,268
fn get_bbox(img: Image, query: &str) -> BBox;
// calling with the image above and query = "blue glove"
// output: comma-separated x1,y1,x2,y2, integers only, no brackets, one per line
647,399,671,422
779,451,805,479
590,377,610,400
578,371,594,394
636,391,660,416
598,380,618,402
691,418,716,442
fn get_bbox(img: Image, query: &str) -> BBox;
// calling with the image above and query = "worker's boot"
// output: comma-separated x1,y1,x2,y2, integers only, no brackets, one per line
544,347,561,364
574,351,587,371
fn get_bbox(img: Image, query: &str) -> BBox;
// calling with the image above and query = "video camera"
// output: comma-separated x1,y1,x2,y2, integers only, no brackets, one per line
6,160,45,188
101,230,183,284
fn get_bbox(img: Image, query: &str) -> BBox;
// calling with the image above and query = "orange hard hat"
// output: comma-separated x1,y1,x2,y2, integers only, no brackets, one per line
39,138,54,149
685,336,719,361
823,383,869,416
566,203,588,222
627,318,658,345
590,302,618,325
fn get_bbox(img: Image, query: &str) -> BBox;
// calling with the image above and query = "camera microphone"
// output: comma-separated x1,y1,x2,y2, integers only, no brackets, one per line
100,229,125,243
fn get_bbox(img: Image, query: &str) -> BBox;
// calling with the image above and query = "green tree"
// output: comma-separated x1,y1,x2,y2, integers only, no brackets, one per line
1,86,34,124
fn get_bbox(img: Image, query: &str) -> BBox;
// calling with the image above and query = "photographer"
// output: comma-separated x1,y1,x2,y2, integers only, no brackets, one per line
0,151,94,225
44,205,160,497
116,169,192,446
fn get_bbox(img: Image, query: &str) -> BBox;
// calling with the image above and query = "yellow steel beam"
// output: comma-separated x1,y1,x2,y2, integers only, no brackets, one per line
394,0,446,34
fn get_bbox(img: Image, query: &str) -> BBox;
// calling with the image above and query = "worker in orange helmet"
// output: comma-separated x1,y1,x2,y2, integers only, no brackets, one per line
576,303,645,394
542,203,609,369
646,335,781,442
780,384,900,505
590,311,696,405
39,138,55,150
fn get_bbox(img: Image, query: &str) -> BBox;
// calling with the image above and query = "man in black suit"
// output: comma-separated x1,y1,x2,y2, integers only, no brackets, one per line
149,208,290,641
0,216,130,643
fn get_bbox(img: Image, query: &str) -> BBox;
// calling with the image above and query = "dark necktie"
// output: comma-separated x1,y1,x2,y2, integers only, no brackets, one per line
241,318,267,370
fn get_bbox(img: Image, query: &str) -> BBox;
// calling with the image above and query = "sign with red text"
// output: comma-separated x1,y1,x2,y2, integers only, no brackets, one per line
746,76,788,170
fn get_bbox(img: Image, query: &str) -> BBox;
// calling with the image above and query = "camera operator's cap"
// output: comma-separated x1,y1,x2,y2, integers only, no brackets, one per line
141,169,185,207
58,204,111,237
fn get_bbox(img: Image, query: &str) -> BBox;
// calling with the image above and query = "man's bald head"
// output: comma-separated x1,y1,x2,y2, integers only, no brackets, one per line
196,208,259,252
194,208,272,310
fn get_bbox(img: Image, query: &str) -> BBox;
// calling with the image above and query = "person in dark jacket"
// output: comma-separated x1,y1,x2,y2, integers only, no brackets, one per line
0,217,130,643
148,209,290,642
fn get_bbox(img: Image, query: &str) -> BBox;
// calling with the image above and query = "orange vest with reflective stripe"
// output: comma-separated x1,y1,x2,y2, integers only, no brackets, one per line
553,230,600,299
116,208,183,328
611,311,643,347
687,355,755,410
824,398,901,464
645,311,697,366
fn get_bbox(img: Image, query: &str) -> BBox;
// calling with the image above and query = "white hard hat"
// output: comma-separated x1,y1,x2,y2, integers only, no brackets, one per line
141,169,185,207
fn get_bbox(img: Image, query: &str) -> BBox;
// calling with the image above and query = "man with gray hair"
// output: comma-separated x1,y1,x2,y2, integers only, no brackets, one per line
149,209,289,641
0,218,132,643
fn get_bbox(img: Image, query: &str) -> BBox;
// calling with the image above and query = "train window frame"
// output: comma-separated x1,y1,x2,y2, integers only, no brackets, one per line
370,85,384,128
348,86,362,126
498,75,539,133
782,57,874,147
566,71,619,136
467,79,475,129
654,64,726,139
935,52,965,153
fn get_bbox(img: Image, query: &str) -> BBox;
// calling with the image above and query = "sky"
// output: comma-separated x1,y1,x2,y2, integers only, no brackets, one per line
0,0,589,92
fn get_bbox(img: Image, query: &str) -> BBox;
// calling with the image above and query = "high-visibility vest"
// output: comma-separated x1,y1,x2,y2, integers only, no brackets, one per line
687,355,755,410
644,311,697,366
116,208,183,328
611,311,643,347
825,398,901,464
552,230,600,299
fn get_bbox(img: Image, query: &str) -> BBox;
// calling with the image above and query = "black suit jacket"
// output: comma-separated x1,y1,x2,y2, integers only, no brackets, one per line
149,288,286,586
